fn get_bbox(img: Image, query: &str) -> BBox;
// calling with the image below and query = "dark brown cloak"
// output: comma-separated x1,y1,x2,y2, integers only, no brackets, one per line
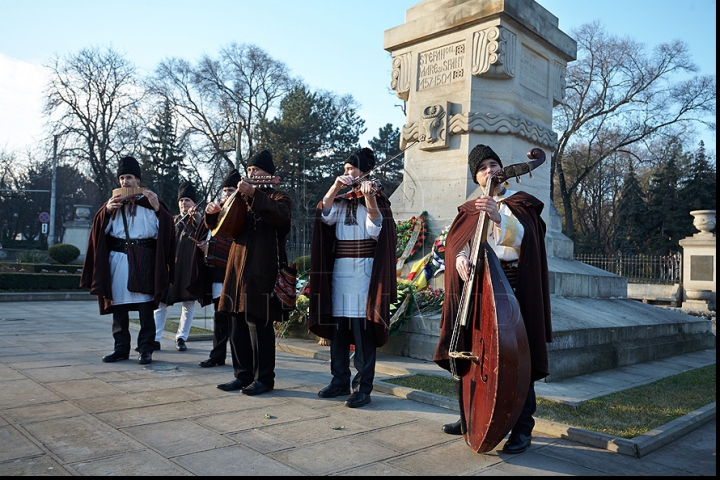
308,194,398,347
215,187,292,322
165,212,202,305
80,198,175,315
434,191,552,381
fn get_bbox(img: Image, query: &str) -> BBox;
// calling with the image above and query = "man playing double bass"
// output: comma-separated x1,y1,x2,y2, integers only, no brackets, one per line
434,144,552,454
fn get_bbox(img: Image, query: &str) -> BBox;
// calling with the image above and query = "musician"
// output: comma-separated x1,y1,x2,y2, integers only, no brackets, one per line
212,150,292,395
80,155,175,365
153,181,202,352
309,147,398,409
435,144,552,454
188,169,240,368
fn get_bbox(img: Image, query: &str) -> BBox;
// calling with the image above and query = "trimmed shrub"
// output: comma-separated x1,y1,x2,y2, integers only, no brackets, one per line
295,255,311,278
15,251,49,264
48,244,81,264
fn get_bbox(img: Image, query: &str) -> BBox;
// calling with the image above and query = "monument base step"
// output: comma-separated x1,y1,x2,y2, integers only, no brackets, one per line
376,297,716,382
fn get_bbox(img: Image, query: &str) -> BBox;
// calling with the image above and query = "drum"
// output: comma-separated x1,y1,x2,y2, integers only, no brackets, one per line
204,235,233,267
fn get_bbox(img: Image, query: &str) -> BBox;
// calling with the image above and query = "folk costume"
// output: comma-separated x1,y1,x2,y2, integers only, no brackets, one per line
309,148,397,405
80,156,175,363
434,144,552,453
154,181,202,351
188,169,241,368
215,151,292,394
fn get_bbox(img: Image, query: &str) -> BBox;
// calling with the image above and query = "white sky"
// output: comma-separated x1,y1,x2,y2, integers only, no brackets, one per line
0,0,716,153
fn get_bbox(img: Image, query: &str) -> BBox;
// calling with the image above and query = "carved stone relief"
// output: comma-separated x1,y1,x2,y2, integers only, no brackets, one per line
417,42,466,91
391,53,412,101
551,60,567,105
401,110,557,150
471,26,517,78
399,103,450,150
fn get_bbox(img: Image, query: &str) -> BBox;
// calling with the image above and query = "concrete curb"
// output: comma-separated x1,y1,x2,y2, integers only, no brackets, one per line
281,339,717,458
0,291,92,302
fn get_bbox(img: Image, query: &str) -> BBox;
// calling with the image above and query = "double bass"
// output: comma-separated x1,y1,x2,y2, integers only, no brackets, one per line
448,148,546,453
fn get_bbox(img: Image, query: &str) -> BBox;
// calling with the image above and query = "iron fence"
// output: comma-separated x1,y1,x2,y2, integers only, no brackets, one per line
574,252,682,284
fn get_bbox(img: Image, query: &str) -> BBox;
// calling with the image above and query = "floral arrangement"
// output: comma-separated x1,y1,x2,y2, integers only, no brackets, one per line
275,294,309,339
414,285,445,315
395,211,428,259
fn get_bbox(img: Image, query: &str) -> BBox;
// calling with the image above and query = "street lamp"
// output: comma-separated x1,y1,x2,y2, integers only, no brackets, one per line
48,135,59,247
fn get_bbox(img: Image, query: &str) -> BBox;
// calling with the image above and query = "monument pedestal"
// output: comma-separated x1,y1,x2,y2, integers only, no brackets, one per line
61,205,93,263
679,210,716,312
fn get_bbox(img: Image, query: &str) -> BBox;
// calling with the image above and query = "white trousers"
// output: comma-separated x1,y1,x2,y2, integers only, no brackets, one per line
154,301,196,342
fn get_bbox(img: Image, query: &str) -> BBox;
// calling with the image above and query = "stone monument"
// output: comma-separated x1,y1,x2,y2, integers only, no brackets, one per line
378,0,715,379
62,204,93,262
679,210,716,312
384,0,626,298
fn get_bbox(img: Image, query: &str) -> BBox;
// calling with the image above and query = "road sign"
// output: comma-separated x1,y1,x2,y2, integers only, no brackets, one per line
42,223,48,234
39,212,50,223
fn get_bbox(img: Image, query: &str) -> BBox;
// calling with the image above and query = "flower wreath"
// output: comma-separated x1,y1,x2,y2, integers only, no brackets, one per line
430,223,451,276
395,212,428,259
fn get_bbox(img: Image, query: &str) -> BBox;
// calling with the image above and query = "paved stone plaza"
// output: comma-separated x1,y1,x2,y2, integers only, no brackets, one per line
0,300,715,475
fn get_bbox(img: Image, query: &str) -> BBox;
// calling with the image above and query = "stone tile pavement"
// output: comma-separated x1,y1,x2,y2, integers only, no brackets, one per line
0,300,715,475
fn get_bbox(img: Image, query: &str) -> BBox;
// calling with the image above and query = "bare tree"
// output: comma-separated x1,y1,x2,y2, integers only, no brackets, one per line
149,43,296,172
44,47,145,199
553,22,716,240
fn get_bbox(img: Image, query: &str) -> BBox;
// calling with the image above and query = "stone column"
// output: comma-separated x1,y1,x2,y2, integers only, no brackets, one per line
384,0,576,258
679,210,716,312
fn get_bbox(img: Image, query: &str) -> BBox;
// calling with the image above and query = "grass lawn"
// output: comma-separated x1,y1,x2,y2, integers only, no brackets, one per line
384,364,716,439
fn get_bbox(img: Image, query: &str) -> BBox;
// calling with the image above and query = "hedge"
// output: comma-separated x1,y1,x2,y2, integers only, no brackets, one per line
0,273,85,291
0,263,83,274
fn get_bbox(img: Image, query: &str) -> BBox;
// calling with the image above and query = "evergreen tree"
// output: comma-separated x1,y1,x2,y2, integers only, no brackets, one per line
140,99,185,213
258,86,365,251
368,124,403,197
613,163,649,254
679,141,716,237
645,141,688,254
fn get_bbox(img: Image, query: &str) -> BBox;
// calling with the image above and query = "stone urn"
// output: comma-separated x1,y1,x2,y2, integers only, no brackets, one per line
74,205,94,223
689,210,716,236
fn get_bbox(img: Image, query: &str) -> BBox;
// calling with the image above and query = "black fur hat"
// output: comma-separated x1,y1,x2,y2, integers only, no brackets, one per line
345,147,375,173
117,155,142,180
468,144,502,184
221,169,242,189
247,149,275,176
177,181,197,202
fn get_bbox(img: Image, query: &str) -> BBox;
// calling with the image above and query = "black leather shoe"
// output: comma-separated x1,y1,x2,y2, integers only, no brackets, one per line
344,392,371,408
442,419,463,435
138,352,152,365
318,384,351,398
176,338,187,351
241,380,273,396
199,358,225,368
102,350,129,363
134,341,161,352
502,433,532,454
217,378,250,391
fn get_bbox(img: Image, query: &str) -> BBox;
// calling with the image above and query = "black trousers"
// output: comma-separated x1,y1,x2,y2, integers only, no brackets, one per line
112,302,155,354
229,312,275,387
329,317,377,395
207,298,232,363
511,382,537,437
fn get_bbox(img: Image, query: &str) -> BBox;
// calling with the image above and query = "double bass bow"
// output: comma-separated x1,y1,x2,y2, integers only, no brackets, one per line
448,147,545,453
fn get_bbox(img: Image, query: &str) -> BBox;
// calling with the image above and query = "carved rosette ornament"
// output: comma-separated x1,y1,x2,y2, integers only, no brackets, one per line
391,53,412,101
551,61,567,105
471,26,517,78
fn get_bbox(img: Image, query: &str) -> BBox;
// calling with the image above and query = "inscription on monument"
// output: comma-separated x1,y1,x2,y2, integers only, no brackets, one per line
418,42,466,91
690,255,714,281
519,47,548,97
